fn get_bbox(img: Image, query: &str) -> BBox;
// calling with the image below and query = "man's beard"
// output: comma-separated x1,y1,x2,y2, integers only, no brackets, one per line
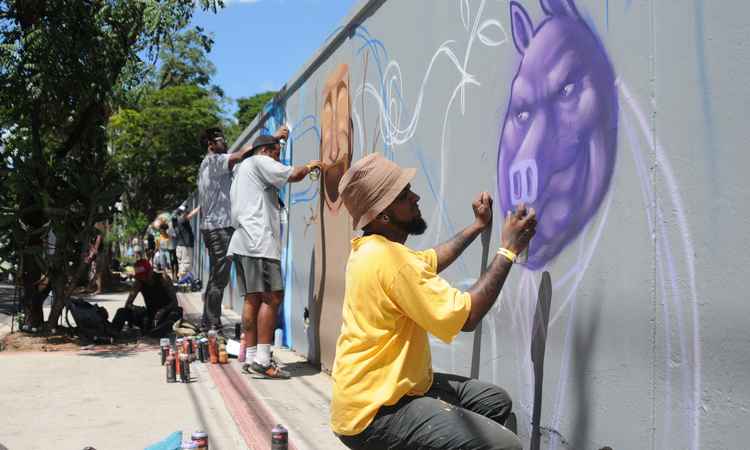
392,215,428,235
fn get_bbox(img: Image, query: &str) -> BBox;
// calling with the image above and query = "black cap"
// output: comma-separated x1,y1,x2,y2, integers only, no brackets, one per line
250,134,280,151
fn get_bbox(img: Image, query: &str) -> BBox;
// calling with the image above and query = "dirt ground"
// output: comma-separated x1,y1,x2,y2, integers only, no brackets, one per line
0,323,160,353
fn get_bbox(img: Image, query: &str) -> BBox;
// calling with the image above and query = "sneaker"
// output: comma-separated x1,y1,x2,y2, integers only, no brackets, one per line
249,360,290,379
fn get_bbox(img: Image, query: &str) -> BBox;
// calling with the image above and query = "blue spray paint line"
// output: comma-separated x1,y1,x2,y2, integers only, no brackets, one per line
288,123,322,204
353,27,394,157
353,25,468,276
693,0,721,205
282,234,294,347
292,184,319,205
259,100,293,341
605,0,609,30
413,145,470,277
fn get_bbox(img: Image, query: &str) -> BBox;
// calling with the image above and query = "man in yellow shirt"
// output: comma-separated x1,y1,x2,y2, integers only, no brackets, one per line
331,153,536,450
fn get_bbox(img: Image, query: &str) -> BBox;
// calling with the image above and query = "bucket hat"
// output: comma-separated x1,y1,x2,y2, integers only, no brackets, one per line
338,153,416,230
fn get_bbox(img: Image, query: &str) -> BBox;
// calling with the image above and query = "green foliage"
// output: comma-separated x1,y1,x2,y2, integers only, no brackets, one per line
109,84,223,218
0,0,222,319
111,209,148,245
158,28,217,90
236,91,277,129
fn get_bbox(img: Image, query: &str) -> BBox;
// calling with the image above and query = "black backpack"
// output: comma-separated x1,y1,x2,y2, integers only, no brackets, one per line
65,297,113,342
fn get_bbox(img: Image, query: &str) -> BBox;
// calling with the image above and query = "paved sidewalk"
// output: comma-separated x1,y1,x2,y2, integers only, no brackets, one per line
0,285,345,450
0,287,248,450
179,292,347,450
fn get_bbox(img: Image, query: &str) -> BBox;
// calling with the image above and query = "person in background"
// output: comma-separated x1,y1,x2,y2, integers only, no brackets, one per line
197,125,288,333
227,133,322,378
155,222,173,278
173,205,199,283
166,218,178,281
331,154,536,450
112,256,182,337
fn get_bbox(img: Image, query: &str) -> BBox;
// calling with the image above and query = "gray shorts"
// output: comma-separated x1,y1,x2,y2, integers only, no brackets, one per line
235,255,283,294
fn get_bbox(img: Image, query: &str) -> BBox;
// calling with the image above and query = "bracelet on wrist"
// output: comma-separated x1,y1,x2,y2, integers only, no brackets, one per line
497,247,517,263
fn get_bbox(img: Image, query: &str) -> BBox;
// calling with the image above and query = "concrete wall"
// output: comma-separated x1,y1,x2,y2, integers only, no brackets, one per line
223,0,750,448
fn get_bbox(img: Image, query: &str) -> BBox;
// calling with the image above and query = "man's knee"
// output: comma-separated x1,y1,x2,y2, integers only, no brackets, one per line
263,291,283,307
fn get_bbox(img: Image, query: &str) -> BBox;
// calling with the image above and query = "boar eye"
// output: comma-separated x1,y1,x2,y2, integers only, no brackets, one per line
516,111,530,122
560,82,576,98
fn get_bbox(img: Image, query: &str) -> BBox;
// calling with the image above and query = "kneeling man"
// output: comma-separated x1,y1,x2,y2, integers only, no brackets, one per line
332,154,536,450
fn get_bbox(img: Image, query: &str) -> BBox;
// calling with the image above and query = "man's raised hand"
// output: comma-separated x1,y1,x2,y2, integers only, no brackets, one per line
501,203,537,254
472,192,493,229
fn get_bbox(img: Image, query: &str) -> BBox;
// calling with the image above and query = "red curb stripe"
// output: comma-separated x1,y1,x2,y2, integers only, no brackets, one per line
179,293,299,450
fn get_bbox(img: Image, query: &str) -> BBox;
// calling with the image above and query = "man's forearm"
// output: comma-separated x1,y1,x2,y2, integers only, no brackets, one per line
288,164,312,183
463,253,513,331
434,222,483,273
124,292,137,308
228,147,251,169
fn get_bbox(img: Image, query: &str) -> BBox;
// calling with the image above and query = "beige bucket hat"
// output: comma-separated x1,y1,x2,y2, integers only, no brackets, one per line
338,153,416,230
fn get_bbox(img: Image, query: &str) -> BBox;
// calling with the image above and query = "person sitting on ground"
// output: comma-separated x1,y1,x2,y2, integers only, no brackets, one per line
330,153,536,450
227,133,322,379
112,257,182,337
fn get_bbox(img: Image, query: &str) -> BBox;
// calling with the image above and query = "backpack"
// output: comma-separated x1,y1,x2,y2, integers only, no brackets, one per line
65,297,114,342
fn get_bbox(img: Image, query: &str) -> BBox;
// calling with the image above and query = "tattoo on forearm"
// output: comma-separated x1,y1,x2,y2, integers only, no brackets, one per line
437,226,481,271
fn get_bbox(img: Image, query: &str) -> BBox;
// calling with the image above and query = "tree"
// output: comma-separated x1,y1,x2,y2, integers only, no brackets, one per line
236,91,277,129
109,84,223,219
158,28,220,93
0,0,223,329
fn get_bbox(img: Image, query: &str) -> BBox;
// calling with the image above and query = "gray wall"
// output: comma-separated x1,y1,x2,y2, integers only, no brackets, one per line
228,0,750,448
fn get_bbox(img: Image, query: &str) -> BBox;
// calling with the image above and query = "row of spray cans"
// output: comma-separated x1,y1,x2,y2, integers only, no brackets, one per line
161,329,229,383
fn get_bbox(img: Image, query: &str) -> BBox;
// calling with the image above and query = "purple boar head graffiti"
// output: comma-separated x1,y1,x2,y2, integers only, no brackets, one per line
498,0,618,270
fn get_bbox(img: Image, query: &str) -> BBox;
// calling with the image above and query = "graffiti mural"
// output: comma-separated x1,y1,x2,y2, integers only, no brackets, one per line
211,0,747,448
498,0,618,270
314,64,353,372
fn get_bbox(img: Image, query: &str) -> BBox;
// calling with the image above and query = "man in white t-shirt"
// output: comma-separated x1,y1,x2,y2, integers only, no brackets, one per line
197,126,288,332
228,134,321,378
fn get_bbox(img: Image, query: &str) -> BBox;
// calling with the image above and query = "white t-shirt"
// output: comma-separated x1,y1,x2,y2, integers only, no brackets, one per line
198,153,233,230
227,155,293,260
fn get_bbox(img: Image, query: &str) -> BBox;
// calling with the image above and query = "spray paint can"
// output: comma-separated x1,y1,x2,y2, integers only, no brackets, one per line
218,344,228,364
199,338,208,363
186,336,195,361
191,431,208,450
238,332,247,363
166,350,176,383
274,328,284,348
271,424,288,450
208,330,218,364
160,338,170,365
175,343,182,379
308,166,321,181
180,353,190,383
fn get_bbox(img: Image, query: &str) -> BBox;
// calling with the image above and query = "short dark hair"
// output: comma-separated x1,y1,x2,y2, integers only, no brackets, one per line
200,127,224,148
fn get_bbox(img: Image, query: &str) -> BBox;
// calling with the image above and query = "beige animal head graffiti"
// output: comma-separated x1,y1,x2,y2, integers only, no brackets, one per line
320,63,353,212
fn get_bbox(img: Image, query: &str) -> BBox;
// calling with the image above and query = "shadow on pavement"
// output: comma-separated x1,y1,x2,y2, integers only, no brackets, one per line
78,343,157,359
282,361,323,378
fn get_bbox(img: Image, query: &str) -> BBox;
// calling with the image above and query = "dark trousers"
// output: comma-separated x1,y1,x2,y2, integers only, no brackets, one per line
200,227,234,329
338,373,521,450
112,305,182,337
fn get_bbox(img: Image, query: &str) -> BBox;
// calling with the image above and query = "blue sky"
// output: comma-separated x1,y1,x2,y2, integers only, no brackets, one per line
191,0,359,117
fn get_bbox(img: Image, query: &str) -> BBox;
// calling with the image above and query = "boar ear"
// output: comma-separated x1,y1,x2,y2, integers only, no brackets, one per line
510,1,534,54
540,0,581,19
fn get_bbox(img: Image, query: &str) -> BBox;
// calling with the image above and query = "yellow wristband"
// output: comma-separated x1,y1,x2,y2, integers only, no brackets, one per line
497,247,517,263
